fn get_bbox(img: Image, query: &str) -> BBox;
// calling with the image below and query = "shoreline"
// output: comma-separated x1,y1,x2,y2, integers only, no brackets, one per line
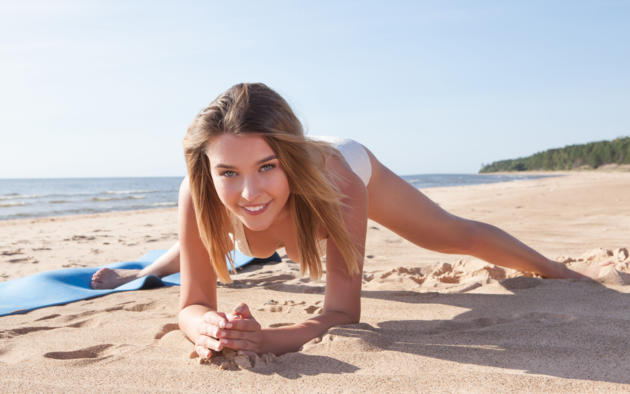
0,171,566,224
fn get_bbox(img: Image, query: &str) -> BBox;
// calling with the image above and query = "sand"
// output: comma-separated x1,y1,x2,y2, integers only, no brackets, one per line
1,172,629,392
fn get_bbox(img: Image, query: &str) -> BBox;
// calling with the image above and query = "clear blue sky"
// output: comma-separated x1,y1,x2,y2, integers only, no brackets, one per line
1,0,628,178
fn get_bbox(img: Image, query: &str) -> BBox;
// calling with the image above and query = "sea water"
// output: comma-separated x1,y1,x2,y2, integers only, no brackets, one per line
0,174,554,221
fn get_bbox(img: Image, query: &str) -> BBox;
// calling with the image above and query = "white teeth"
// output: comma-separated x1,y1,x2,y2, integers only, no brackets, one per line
243,204,266,212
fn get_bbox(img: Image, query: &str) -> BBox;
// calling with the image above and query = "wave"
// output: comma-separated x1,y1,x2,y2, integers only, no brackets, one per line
104,189,160,195
153,202,177,207
0,189,162,201
0,192,93,200
92,195,146,202
0,201,28,208
0,194,43,201
49,200,68,204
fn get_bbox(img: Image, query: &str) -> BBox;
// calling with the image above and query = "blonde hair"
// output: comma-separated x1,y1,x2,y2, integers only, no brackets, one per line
183,83,360,282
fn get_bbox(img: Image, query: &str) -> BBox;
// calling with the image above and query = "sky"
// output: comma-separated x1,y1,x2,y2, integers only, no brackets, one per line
1,0,629,178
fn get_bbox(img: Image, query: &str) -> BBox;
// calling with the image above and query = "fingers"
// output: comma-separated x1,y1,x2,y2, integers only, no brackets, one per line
195,344,211,359
195,333,223,359
232,303,253,319
215,325,259,341
223,317,261,332
203,311,228,328
196,330,259,356
196,307,261,355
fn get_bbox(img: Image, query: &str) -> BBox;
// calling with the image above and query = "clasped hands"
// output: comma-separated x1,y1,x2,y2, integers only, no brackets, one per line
195,303,262,359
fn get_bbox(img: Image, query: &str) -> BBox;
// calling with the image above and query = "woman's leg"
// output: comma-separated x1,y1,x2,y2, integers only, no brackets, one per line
91,241,181,289
363,149,584,279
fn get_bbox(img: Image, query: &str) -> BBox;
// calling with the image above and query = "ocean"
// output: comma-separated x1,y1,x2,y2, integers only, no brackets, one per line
0,173,554,221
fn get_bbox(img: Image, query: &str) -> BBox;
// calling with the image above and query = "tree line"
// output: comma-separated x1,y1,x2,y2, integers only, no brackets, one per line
480,136,630,173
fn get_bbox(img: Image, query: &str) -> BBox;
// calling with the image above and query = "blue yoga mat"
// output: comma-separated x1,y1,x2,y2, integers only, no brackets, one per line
0,249,280,317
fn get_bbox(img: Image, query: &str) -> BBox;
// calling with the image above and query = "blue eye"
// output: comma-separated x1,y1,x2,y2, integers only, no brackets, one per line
260,163,275,172
221,170,237,178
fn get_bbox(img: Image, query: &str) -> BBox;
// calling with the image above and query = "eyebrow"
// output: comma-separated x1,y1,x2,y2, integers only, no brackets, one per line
214,155,278,169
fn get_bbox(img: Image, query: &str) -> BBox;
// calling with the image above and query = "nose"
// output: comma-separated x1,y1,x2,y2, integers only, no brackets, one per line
240,175,261,201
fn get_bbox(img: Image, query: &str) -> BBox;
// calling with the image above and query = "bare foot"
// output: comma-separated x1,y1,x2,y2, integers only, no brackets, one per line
91,268,141,289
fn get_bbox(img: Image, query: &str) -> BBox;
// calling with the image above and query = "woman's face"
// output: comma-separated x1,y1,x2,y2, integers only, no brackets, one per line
207,133,290,231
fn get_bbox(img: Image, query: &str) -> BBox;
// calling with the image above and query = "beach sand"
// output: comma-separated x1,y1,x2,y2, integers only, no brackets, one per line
1,172,629,392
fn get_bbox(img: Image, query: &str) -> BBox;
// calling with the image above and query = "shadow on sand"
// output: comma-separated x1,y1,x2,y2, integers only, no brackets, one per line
231,270,630,384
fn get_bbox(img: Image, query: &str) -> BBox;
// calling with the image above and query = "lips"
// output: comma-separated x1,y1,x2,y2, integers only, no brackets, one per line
240,202,270,215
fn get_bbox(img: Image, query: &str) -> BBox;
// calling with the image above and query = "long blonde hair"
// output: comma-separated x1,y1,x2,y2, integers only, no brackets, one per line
183,83,360,282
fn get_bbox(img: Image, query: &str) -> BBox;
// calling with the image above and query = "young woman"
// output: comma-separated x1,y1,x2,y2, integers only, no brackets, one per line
92,83,586,357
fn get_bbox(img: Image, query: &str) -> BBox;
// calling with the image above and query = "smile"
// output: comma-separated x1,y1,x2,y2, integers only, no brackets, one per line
240,202,270,215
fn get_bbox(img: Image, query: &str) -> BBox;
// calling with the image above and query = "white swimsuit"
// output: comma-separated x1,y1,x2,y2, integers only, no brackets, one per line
231,136,372,257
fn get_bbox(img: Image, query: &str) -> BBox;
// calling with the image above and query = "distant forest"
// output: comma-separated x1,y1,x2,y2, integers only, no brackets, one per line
479,136,630,173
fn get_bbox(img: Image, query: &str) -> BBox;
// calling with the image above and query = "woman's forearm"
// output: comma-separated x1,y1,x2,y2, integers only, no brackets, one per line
180,305,353,356
468,220,574,278
178,304,214,344
260,311,356,355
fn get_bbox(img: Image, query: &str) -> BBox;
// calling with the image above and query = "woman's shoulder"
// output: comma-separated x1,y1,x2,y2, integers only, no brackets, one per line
180,176,190,191
178,176,193,209
326,153,366,194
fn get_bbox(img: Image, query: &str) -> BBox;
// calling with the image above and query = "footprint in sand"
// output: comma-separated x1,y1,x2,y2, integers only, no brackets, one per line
1,249,23,256
1,326,57,339
61,262,86,268
160,232,177,240
99,301,155,313
59,310,98,323
8,256,38,264
123,302,157,312
35,314,61,321
44,344,114,360
64,235,96,242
